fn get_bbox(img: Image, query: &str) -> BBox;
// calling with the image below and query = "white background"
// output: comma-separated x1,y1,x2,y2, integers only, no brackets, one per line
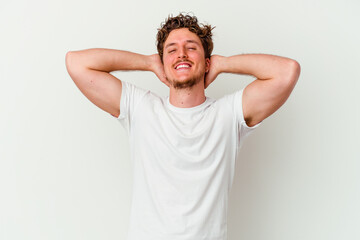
1,0,359,239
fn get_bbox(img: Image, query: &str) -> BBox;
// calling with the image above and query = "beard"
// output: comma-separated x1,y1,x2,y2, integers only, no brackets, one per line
168,71,205,90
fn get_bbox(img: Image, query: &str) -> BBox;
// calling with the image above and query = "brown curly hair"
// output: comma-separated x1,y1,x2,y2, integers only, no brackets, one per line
156,13,215,62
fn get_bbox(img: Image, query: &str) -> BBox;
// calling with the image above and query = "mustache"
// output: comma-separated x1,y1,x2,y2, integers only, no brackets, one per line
173,60,194,68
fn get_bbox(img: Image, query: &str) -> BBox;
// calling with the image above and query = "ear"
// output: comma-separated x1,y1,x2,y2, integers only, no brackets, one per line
205,58,211,73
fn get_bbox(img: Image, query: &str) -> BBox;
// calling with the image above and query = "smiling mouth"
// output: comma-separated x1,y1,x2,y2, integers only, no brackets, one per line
174,62,192,70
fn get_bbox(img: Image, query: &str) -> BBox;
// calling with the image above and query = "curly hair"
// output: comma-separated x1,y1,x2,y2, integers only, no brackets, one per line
156,13,215,62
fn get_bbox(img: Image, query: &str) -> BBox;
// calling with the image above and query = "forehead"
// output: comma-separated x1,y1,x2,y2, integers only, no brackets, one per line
164,28,202,47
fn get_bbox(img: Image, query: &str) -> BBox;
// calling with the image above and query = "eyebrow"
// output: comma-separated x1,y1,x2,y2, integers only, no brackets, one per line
164,40,201,49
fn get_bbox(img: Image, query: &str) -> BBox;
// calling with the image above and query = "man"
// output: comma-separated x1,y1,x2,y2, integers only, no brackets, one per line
65,13,300,240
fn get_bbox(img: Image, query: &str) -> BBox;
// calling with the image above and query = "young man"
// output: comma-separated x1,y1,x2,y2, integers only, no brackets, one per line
65,14,300,240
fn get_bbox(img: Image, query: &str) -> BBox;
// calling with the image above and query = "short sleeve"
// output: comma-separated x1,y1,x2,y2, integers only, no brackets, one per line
113,81,148,133
231,88,262,149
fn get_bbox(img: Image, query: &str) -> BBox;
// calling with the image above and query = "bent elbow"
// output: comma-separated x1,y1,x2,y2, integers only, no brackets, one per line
292,60,301,76
285,60,301,85
65,51,83,76
65,51,74,70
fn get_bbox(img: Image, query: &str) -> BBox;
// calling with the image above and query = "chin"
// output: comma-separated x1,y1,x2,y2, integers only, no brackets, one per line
169,69,206,88
171,77,203,90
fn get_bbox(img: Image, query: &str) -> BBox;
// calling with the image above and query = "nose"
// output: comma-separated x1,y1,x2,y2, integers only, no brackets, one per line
178,47,188,59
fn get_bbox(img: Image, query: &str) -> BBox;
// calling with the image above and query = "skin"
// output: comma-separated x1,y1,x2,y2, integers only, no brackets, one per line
65,28,300,127
162,28,210,108
152,28,301,126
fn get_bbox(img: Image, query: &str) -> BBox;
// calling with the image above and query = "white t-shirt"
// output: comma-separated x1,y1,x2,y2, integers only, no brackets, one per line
115,81,261,240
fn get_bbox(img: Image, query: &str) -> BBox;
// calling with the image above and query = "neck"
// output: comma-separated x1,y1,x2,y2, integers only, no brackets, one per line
168,80,206,108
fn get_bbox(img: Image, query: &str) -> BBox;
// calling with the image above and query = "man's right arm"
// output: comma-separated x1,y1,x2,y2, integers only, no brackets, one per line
65,48,167,118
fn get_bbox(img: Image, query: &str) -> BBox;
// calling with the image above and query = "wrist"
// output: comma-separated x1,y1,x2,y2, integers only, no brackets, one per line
211,55,226,76
147,54,159,72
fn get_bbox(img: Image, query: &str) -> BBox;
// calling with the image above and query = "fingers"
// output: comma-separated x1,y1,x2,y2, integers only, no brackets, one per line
204,70,216,89
150,54,170,87
159,70,170,88
204,55,223,89
162,77,170,88
156,72,170,88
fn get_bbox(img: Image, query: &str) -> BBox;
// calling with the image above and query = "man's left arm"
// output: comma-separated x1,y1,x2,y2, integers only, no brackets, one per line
205,54,301,127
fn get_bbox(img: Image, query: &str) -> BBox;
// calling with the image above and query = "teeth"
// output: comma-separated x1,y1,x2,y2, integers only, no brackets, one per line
176,64,190,69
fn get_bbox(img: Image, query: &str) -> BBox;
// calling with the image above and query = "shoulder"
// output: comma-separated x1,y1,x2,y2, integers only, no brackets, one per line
215,89,245,108
209,91,243,117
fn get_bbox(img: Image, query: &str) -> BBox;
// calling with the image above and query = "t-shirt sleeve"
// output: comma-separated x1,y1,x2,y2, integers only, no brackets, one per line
112,81,148,133
231,88,262,149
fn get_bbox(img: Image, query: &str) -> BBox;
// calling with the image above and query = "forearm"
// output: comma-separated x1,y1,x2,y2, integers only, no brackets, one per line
218,54,298,80
66,48,152,73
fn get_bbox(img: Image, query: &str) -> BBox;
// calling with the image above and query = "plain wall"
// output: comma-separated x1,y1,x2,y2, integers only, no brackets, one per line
1,0,359,239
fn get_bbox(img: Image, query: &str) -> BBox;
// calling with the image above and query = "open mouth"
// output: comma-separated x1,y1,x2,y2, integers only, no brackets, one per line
174,62,192,70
